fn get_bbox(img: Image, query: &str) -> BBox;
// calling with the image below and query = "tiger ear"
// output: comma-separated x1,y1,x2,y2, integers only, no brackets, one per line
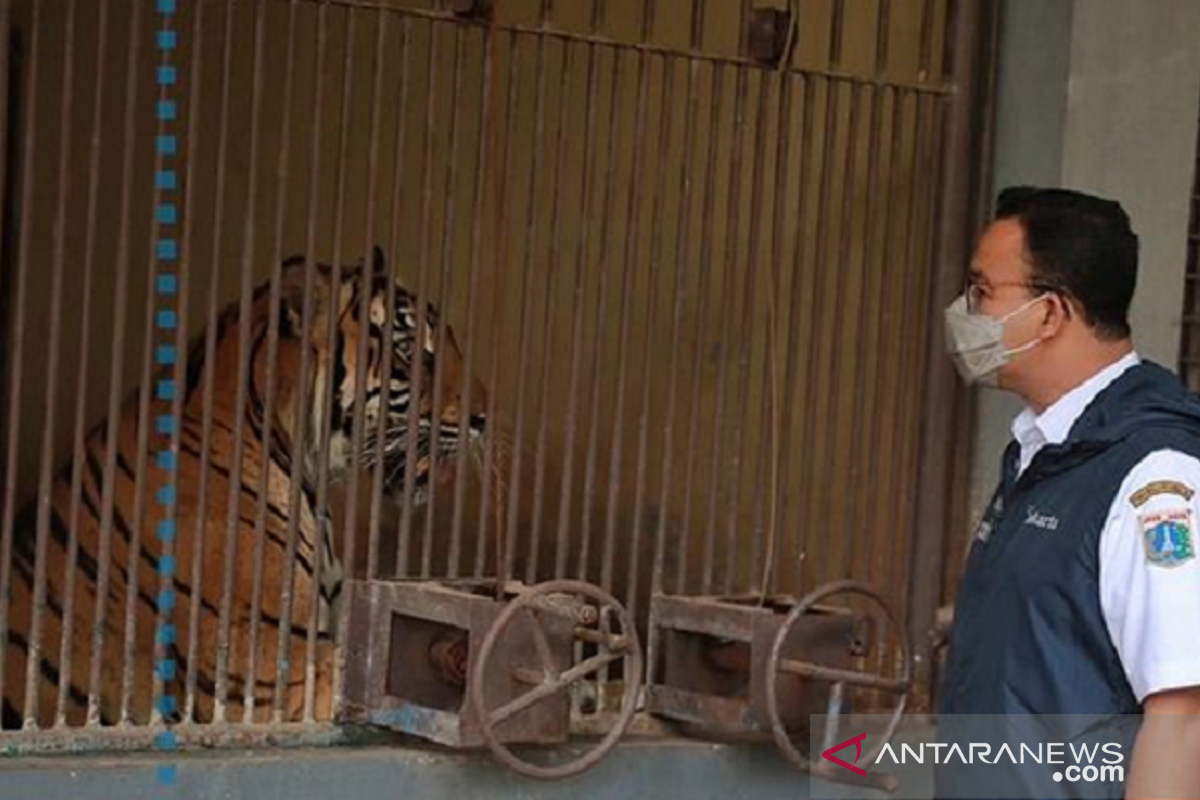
279,254,336,341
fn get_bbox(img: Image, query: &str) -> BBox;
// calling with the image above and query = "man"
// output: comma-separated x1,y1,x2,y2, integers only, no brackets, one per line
937,186,1200,800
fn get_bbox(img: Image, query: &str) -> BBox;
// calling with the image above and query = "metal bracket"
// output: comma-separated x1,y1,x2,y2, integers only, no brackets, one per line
745,8,794,66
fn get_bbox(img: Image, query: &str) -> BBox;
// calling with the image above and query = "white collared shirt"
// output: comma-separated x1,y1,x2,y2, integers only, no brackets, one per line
1009,351,1200,703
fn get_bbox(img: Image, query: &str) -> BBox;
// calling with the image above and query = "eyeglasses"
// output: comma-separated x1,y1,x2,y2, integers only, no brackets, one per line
964,280,1058,314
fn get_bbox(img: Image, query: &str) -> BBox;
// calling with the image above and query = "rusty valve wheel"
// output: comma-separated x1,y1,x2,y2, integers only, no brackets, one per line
764,579,913,793
469,580,643,780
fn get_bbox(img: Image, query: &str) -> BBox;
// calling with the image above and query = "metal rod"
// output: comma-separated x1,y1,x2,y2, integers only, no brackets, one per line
399,17,440,577
691,65,734,594
742,68,793,597
56,0,111,729
552,34,601,580
0,0,24,716
474,31,520,581
504,29,549,585
299,0,331,725
528,40,573,582
290,0,953,95
184,0,235,725
420,22,468,578
447,21,491,578
324,4,358,720
772,74,817,596
248,0,299,725
576,49,623,584
86,0,142,728
907,0,983,712
829,0,846,70
919,0,936,80
601,42,653,596
875,0,892,76
343,6,387,597
627,53,672,624
653,56,700,598
215,0,268,722
26,0,76,728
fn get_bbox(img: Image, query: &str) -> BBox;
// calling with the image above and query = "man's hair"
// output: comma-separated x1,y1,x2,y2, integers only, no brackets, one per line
993,186,1138,341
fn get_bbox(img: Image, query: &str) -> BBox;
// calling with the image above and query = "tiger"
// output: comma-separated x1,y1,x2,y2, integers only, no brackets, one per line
1,246,489,732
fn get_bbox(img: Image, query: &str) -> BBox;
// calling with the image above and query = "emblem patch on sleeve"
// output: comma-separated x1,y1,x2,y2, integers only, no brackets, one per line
1129,480,1195,508
1140,508,1196,568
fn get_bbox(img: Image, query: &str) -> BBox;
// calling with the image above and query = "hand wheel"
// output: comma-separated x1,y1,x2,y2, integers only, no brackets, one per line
764,579,912,793
469,580,643,780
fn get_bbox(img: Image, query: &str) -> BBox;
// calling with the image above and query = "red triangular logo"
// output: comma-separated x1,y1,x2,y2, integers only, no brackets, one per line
821,732,867,776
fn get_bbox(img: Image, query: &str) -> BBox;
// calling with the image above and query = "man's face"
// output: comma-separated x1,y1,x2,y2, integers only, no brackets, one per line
965,218,1050,382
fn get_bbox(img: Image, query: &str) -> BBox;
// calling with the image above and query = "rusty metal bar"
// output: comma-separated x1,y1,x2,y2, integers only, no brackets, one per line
875,0,891,76
324,5,357,719
475,31,520,581
502,28,547,584
248,0,299,725
625,52,672,626
184,0,235,725
601,34,654,596
448,21,491,578
829,0,846,69
25,0,76,728
298,0,331,724
771,73,816,597
56,0,112,729
552,34,601,580
742,68,793,597
355,10,388,587
527,40,572,583
654,55,700,599
86,0,143,729
376,17,412,580
343,7,386,595
216,0,268,723
399,17,440,577
907,0,985,711
919,0,936,80
422,24,469,580
844,83,887,589
576,49,623,584
297,0,954,95
791,75,841,595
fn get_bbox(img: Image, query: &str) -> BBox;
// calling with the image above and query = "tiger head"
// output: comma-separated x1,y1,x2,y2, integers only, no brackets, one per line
278,247,488,503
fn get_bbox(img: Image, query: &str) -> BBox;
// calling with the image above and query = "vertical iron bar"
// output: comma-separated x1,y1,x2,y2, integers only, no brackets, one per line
57,0,111,728
526,40,572,583
0,0,23,727
907,0,983,712
689,63,734,593
324,6,357,720
345,10,387,593
502,28,547,584
552,34,600,580
575,48,623,584
399,17,440,577
215,0,267,723
447,22,490,578
773,74,817,596
919,0,936,80
421,25,466,579
184,0,234,725
473,31,519,581
601,32,654,596
246,0,298,725
740,69,792,597
26,0,76,728
298,0,331,724
626,51,671,625
875,0,891,76
86,0,142,728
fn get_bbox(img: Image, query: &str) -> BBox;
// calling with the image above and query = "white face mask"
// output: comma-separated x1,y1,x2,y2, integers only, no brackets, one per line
943,293,1048,386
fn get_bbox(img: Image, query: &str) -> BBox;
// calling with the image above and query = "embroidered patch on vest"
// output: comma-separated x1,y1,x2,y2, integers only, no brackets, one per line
1129,480,1195,508
1140,508,1196,568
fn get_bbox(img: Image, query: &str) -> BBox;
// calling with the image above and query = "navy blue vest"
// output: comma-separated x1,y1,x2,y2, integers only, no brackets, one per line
935,361,1200,799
